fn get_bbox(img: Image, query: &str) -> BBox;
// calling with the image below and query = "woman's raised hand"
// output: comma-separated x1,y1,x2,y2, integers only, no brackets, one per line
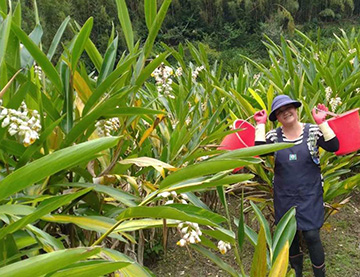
254,110,267,124
312,104,329,124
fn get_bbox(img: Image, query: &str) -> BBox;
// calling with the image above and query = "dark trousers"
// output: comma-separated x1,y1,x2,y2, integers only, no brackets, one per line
290,229,325,267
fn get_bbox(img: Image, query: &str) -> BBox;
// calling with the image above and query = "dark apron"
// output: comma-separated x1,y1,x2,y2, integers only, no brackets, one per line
274,124,324,231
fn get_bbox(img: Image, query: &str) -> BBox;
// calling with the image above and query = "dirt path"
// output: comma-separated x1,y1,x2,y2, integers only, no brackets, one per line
148,189,360,276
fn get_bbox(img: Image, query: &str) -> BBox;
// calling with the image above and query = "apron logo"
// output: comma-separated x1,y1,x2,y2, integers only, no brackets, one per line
289,154,297,161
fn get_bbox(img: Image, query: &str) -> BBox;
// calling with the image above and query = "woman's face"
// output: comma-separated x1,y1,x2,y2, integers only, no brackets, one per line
275,104,298,125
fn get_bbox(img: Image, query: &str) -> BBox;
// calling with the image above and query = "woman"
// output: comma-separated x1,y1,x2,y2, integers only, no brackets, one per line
254,95,339,277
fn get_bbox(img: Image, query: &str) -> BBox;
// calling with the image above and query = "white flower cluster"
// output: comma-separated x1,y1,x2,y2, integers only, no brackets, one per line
217,240,231,254
176,222,202,247
198,155,209,161
34,65,43,80
158,191,189,205
192,65,205,80
151,63,174,98
175,67,183,77
348,49,357,64
325,86,332,101
313,53,319,61
0,101,41,147
95,117,120,136
329,97,342,111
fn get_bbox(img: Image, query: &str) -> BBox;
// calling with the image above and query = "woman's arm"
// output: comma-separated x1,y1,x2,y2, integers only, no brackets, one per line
312,104,340,152
317,136,339,152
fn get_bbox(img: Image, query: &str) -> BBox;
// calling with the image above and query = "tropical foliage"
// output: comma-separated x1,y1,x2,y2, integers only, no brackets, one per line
0,0,359,276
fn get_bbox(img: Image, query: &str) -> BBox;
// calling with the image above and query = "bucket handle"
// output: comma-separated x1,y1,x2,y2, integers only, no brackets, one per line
232,115,255,148
315,107,339,118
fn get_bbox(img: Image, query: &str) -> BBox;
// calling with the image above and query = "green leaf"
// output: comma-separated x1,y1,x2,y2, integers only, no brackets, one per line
83,54,137,115
0,14,12,65
13,231,37,250
116,205,225,227
250,201,272,254
144,0,157,31
62,183,139,207
163,174,254,194
0,234,19,265
0,137,119,201
20,24,43,68
115,0,134,52
47,16,70,61
48,261,131,277
272,207,296,264
201,227,236,244
11,22,62,92
97,36,118,84
116,219,179,232
250,225,267,277
0,204,35,216
216,185,226,207
142,0,171,59
71,17,93,70
26,224,64,251
134,52,169,87
191,245,240,277
63,96,128,146
104,107,166,117
160,159,259,190
16,116,64,169
268,242,289,277
212,143,294,161
237,189,245,250
84,38,103,72
101,248,154,277
41,215,125,241
248,88,266,111
0,188,92,240
0,247,100,277
0,0,7,14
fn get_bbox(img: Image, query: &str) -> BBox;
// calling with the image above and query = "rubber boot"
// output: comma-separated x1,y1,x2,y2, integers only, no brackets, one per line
312,263,325,277
289,253,303,277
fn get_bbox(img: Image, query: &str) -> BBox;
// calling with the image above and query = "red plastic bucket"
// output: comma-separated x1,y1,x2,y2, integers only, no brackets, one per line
327,108,360,156
219,120,255,151
219,120,255,171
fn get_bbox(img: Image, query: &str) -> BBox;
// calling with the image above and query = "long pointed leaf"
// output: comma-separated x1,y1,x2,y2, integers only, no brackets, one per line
0,14,12,65
47,16,70,61
250,225,267,277
0,137,119,200
116,205,225,226
160,159,259,190
49,261,131,277
0,247,100,277
191,244,240,277
115,0,133,52
268,242,289,277
71,17,93,70
0,188,92,240
11,22,62,92
144,0,157,31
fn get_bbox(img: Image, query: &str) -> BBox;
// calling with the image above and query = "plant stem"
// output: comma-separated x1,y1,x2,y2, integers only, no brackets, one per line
222,190,246,276
92,218,125,246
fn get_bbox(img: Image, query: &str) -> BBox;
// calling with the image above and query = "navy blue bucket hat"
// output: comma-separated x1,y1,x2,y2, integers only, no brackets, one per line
269,95,302,121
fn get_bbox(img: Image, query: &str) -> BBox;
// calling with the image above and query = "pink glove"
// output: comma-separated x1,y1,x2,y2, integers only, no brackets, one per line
312,104,328,124
254,110,267,124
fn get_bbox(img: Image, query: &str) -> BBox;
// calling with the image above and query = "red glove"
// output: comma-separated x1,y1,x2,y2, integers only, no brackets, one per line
254,110,267,124
312,104,328,124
